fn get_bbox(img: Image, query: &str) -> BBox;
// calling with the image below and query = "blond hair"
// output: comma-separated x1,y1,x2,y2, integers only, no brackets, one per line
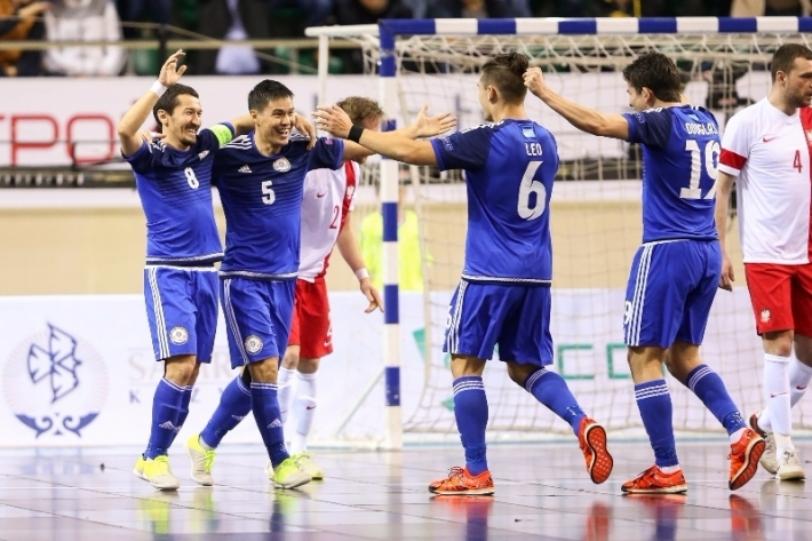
337,96,384,125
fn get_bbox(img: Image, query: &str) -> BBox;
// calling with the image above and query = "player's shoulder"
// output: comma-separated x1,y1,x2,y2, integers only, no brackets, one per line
724,100,765,137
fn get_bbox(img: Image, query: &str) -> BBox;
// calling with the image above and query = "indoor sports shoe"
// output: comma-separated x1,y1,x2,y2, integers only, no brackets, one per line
621,465,687,494
292,452,324,481
577,417,613,484
729,428,765,490
186,434,215,486
428,467,495,496
267,457,312,489
776,448,805,481
749,413,778,474
133,455,147,480
140,455,180,491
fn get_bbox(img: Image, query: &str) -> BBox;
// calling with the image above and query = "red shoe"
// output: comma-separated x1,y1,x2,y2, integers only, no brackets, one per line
578,417,613,484
428,467,495,496
621,465,687,494
729,428,765,490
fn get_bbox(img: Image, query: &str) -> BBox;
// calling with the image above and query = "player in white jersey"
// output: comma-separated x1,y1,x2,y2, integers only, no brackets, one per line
717,43,812,481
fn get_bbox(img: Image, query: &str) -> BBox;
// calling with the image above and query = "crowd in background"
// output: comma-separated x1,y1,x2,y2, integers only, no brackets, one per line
1,0,810,77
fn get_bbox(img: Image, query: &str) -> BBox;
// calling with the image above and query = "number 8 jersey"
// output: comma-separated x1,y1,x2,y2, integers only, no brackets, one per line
431,119,559,283
623,105,720,243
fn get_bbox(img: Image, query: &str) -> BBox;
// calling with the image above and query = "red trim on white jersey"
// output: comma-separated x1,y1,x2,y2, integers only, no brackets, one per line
719,148,747,172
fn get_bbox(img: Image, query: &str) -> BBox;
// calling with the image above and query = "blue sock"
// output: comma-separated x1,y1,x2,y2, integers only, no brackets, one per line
635,379,679,467
144,378,186,459
200,376,253,448
684,364,746,435
250,382,289,468
165,385,193,450
524,368,586,435
452,376,488,475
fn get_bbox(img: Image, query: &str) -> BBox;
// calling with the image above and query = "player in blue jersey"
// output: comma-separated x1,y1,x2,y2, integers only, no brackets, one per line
118,51,312,491
525,52,765,493
316,52,614,495
184,79,368,489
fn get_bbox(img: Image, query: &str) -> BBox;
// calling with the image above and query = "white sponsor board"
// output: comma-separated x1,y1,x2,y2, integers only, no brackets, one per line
1,287,794,449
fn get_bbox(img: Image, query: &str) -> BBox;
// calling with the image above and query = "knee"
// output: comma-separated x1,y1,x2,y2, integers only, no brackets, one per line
765,333,793,358
248,358,279,383
165,356,198,386
282,348,300,370
298,357,320,374
506,363,533,387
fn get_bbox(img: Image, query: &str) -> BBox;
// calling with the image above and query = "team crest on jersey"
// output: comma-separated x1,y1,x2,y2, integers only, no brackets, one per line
197,150,210,161
273,157,291,173
245,335,263,354
760,309,771,323
169,326,189,345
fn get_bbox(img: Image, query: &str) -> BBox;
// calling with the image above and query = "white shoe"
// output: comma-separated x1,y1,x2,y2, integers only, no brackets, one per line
760,433,779,475
776,448,805,481
186,435,215,486
138,455,180,491
293,452,324,481
266,457,311,489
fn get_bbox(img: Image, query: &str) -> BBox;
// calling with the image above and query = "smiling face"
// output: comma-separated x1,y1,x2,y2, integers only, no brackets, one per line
159,94,202,147
252,96,296,152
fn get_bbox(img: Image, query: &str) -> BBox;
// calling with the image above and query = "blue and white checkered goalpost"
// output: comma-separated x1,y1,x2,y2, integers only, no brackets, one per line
308,18,812,446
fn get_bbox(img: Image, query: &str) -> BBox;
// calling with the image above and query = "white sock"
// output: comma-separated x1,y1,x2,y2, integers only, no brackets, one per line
278,366,296,423
763,353,791,457
290,371,317,454
789,357,812,407
729,427,746,444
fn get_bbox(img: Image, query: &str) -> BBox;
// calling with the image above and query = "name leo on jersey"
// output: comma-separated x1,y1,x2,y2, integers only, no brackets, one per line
525,142,543,156
684,122,718,135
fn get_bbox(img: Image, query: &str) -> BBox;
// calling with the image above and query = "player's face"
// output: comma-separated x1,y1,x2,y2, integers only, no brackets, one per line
253,96,296,150
626,84,650,112
163,94,202,147
783,57,812,108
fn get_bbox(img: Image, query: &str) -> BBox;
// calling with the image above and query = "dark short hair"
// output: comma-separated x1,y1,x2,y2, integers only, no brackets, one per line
770,43,812,82
248,79,294,111
337,96,384,125
622,52,682,103
152,84,199,125
480,51,529,104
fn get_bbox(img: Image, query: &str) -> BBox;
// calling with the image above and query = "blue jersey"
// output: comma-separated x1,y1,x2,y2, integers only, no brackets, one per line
431,119,559,283
214,132,344,278
125,124,234,264
623,105,720,243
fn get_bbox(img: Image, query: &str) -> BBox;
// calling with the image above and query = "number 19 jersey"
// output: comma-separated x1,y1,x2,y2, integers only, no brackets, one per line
623,105,720,242
431,119,559,283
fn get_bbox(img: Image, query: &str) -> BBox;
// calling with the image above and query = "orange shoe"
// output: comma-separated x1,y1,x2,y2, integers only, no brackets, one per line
729,428,765,490
428,467,495,496
621,465,687,494
577,417,613,484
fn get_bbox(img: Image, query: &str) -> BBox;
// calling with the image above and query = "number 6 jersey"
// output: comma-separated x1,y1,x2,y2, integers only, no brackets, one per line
719,99,812,264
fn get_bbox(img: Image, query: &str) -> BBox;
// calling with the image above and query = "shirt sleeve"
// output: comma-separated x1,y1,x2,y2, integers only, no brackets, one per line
308,137,345,171
201,122,236,151
718,111,750,177
430,126,492,171
622,109,671,148
122,140,153,173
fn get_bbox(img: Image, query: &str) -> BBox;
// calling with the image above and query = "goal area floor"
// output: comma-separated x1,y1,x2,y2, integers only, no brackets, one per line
1,440,808,540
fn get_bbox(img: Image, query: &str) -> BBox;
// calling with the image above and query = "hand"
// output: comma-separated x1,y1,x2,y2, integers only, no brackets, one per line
719,253,734,291
360,279,383,313
411,104,456,137
158,49,187,87
18,1,50,18
314,105,353,139
294,114,317,150
523,66,547,98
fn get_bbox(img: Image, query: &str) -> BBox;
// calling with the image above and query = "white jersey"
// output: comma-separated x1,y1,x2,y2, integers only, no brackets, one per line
719,98,812,264
298,161,359,281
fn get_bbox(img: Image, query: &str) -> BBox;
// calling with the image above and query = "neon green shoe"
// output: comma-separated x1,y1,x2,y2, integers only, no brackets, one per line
133,455,147,480
266,456,311,489
186,435,215,486
141,455,180,491
293,452,324,481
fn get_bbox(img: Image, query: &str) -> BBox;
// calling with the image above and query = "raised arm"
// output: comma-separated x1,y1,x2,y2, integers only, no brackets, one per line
315,105,439,166
337,217,383,313
523,67,629,140
118,50,187,156
715,171,736,291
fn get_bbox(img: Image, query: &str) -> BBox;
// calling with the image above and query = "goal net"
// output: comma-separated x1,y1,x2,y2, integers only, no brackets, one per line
312,18,812,441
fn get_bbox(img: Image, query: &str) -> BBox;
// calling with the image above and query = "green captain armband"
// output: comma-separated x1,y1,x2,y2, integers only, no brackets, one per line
210,123,235,148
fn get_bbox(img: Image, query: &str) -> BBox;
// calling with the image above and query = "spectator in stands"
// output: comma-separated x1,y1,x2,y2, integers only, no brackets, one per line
731,0,809,15
332,0,412,72
42,0,126,76
426,0,531,17
0,0,49,77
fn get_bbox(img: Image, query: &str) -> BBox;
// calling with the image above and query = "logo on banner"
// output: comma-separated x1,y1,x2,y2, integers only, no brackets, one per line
3,323,108,438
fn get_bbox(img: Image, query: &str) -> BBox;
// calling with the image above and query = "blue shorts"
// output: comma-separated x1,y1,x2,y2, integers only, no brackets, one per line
443,280,553,366
220,276,295,369
143,265,219,362
624,239,721,348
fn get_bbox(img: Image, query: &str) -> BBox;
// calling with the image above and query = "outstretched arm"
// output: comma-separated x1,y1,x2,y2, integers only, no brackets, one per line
118,50,187,156
315,105,439,166
337,217,383,313
715,171,736,291
523,67,629,140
